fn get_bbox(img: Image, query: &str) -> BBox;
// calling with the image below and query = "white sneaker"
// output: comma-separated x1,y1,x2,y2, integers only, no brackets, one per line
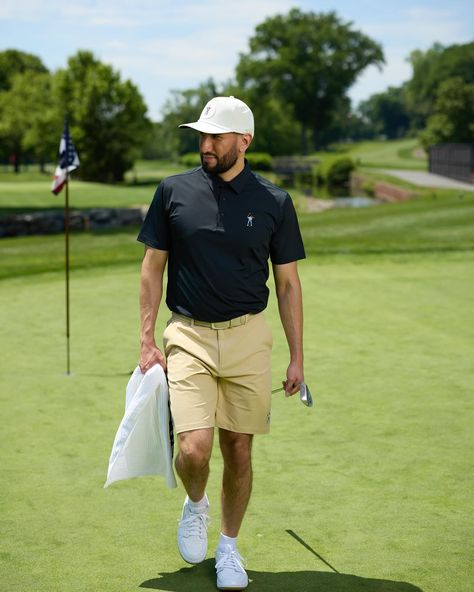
177,495,210,564
215,544,248,590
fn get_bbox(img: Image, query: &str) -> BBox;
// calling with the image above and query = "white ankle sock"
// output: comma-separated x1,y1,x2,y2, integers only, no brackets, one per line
218,532,237,552
187,494,208,510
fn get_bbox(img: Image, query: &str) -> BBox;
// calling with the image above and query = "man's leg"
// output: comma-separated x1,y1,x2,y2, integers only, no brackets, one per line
215,428,252,589
175,428,214,501
175,428,214,564
219,428,253,536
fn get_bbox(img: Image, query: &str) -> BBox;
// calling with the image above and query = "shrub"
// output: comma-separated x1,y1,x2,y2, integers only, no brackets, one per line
179,153,201,168
362,179,375,197
326,157,355,187
246,152,273,171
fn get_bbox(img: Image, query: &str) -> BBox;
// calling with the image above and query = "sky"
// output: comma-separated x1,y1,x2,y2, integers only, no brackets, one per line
1,0,473,121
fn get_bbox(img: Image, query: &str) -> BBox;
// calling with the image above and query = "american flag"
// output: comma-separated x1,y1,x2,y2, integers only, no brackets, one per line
51,120,80,195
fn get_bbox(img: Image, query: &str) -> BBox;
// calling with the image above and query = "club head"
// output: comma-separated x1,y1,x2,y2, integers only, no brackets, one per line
299,382,313,407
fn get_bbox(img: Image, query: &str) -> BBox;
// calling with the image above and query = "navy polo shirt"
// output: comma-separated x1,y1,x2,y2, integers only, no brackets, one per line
137,161,305,322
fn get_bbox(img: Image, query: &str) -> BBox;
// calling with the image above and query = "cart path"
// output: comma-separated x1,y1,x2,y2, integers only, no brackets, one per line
378,169,474,191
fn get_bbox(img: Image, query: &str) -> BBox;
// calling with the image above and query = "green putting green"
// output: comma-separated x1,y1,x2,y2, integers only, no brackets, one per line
1,248,472,591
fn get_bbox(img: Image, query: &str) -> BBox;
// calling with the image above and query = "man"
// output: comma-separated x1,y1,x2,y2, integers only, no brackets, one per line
138,96,305,590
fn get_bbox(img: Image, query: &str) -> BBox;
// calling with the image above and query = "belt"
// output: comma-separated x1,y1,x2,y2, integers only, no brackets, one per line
172,312,250,329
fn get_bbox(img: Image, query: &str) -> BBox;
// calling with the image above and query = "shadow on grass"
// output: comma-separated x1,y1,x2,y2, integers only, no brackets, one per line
140,559,423,591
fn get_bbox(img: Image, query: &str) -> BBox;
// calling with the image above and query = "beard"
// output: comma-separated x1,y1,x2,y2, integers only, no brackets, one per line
201,143,239,175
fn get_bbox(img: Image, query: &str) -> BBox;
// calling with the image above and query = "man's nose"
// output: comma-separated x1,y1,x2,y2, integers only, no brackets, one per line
200,134,214,152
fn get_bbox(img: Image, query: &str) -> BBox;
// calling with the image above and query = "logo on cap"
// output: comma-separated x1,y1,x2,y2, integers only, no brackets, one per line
202,104,216,119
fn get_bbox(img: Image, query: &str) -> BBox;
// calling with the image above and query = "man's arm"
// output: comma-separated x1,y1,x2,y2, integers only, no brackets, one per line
273,261,304,395
139,246,168,373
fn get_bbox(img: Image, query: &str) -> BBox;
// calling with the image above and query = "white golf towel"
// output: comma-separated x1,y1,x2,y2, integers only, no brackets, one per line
104,365,177,488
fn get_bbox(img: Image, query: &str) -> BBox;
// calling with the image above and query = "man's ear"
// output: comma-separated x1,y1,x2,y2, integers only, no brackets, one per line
240,133,253,153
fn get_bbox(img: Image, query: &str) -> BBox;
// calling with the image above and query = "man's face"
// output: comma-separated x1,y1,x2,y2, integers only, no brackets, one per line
199,132,240,175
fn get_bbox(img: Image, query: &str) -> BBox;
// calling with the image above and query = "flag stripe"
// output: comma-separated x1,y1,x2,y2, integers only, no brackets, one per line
51,120,80,195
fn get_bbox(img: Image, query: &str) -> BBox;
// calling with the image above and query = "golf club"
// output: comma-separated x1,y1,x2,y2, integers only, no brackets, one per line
272,382,313,407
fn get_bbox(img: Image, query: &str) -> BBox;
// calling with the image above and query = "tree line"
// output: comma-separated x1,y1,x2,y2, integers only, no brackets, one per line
1,8,473,181
0,49,149,181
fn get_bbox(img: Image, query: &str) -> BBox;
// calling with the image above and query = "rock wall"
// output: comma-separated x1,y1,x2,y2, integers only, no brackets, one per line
351,174,417,202
0,207,147,238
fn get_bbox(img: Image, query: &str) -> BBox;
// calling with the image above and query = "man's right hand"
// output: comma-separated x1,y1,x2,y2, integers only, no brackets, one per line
140,342,167,374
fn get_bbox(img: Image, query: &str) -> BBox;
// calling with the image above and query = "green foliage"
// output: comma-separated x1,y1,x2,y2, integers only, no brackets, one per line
0,50,151,181
53,51,151,182
236,8,384,151
405,42,474,129
0,72,60,169
179,152,201,168
159,79,220,158
139,121,168,160
420,77,474,148
0,50,50,166
358,86,410,139
325,157,355,187
316,138,427,171
0,49,48,91
230,90,302,156
361,178,375,197
245,152,273,171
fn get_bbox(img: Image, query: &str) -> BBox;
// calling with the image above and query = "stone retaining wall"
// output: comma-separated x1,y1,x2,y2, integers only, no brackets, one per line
351,174,417,202
0,207,147,238
372,181,413,202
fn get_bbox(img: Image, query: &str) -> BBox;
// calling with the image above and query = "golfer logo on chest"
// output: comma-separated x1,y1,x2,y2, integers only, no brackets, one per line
246,213,255,227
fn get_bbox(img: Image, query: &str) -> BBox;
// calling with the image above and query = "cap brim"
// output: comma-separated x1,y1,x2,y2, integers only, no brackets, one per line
179,121,235,134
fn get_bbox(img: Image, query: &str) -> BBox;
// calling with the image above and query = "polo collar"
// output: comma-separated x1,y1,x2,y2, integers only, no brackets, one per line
202,160,253,195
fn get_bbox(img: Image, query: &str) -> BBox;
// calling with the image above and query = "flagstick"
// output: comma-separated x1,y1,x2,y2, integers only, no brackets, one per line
65,171,71,375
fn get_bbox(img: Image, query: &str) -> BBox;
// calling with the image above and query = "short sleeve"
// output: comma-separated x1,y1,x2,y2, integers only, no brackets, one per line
270,195,306,264
137,182,170,250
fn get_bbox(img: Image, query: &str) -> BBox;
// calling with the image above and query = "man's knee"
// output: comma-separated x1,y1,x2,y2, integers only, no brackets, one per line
219,430,253,471
177,428,213,470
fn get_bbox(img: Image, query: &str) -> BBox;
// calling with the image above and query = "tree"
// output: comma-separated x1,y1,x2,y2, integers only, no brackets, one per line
157,78,302,157
242,95,301,155
420,77,474,149
358,86,410,139
0,50,50,168
53,51,151,182
0,71,59,171
222,80,302,155
236,8,384,152
405,42,474,129
0,49,48,91
158,79,220,158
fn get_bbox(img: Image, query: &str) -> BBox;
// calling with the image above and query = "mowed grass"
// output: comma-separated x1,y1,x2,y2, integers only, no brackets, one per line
1,252,473,592
0,179,154,213
345,138,427,170
1,190,473,280
313,138,427,176
0,160,181,213
1,162,473,591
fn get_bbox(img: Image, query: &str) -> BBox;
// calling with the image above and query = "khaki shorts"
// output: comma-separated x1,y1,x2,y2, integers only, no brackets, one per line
163,312,273,435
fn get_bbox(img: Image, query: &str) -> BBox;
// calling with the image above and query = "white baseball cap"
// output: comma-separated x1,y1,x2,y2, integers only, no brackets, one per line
179,96,254,136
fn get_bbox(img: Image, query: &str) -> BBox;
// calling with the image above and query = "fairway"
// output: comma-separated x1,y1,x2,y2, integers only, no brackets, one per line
1,250,473,592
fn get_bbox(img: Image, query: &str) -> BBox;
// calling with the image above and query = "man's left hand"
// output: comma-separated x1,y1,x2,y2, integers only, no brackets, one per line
282,361,304,396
